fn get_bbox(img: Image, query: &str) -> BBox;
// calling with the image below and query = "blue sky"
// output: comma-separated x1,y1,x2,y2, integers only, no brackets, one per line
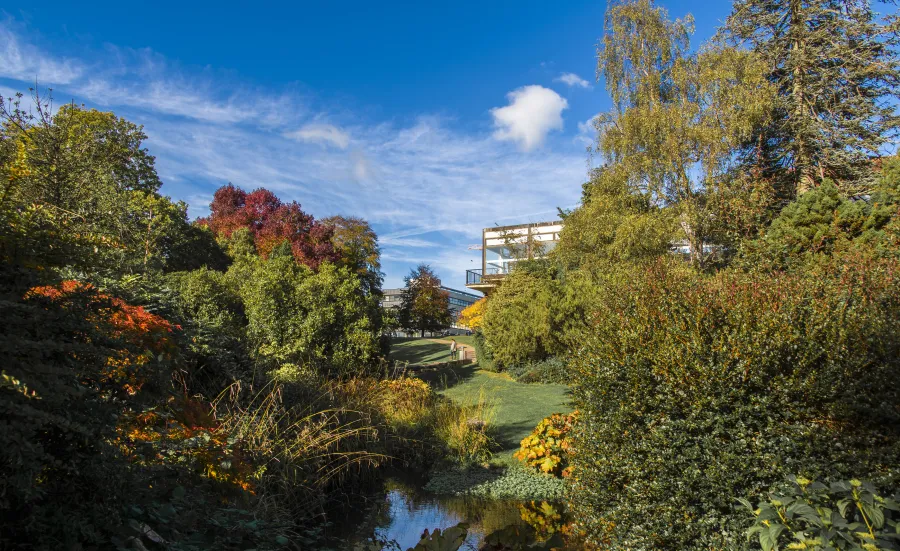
1,1,732,289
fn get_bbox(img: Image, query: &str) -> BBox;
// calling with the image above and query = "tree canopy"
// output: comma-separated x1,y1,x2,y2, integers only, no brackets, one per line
721,0,900,194
398,264,451,337
201,184,337,269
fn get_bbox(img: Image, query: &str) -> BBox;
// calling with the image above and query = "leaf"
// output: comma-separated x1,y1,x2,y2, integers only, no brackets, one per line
760,523,786,551
860,501,886,529
747,525,764,542
837,498,853,519
787,502,822,526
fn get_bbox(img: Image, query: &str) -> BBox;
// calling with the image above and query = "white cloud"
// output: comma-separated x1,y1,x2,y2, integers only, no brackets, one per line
555,72,592,89
286,123,351,149
0,24,588,291
576,114,600,146
490,85,568,151
0,24,83,85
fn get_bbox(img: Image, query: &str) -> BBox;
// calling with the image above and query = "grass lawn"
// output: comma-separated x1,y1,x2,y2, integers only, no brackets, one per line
391,338,572,463
389,337,476,365
415,363,572,463
445,335,476,347
390,338,455,365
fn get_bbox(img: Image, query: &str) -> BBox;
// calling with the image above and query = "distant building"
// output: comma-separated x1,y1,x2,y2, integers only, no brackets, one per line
381,285,481,335
466,220,563,294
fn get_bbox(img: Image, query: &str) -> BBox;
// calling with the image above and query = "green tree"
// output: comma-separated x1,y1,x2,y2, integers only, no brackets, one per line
743,159,900,268
594,0,775,267
721,0,900,194
0,92,226,274
322,215,383,295
555,165,673,274
238,255,382,378
481,261,591,369
398,264,451,337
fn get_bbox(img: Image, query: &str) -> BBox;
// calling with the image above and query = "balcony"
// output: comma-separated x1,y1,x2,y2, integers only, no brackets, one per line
465,268,505,292
466,220,563,294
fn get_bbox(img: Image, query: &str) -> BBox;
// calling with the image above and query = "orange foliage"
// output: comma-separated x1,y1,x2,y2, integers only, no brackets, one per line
118,397,256,493
27,280,179,393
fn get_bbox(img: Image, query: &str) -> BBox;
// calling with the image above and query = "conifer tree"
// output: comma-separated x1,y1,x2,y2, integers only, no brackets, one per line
722,0,900,195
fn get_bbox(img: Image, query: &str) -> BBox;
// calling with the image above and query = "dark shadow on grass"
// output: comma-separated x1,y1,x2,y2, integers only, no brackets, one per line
389,340,453,366
413,363,478,390
490,420,544,451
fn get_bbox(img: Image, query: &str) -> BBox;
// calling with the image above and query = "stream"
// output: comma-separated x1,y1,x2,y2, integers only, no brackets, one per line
327,471,570,550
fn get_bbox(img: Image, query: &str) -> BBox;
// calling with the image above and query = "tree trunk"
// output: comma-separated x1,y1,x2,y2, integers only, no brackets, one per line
790,0,815,194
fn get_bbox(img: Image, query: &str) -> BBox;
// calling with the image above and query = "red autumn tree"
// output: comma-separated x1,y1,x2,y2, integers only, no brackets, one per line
200,184,338,269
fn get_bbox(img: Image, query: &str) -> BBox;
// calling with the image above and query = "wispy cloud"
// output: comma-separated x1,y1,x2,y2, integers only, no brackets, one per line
490,85,568,151
554,72,592,89
576,114,600,146
0,22,588,289
0,23,83,85
286,123,351,149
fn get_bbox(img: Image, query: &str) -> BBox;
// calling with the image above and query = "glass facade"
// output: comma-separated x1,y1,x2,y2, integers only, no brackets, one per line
467,221,563,292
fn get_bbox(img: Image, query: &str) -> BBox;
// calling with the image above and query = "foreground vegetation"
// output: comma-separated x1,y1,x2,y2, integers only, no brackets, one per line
0,94,499,550
469,0,900,549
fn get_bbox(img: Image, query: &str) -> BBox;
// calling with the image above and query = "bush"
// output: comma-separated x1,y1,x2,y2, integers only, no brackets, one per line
514,412,576,478
740,476,900,551
743,177,900,269
569,255,900,550
481,262,590,370
237,256,383,378
472,330,496,372
506,356,569,384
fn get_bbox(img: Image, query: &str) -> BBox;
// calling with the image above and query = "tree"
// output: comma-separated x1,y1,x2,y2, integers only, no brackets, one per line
481,261,590,369
742,158,900,267
721,0,900,194
201,184,337,270
237,254,383,378
0,91,226,274
457,297,486,331
322,215,383,295
594,0,775,267
398,264,451,337
555,165,674,274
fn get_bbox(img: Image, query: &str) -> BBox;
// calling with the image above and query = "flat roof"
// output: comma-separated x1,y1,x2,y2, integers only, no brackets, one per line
483,220,563,233
440,285,482,300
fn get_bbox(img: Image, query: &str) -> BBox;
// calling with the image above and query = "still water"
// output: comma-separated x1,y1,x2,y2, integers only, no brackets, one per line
330,473,568,550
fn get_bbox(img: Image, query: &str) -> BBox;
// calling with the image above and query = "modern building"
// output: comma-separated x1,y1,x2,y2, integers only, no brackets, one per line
381,285,482,334
466,220,563,294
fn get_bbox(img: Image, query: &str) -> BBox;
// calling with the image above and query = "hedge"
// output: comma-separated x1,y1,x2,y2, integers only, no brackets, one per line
568,254,900,550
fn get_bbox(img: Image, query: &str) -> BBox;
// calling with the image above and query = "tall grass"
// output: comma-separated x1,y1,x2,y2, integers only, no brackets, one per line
434,387,496,464
213,380,386,516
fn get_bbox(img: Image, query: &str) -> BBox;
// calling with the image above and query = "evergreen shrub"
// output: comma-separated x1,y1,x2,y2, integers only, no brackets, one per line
472,330,497,372
569,255,900,550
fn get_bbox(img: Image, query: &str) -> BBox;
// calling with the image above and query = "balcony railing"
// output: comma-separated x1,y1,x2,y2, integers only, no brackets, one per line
466,269,483,286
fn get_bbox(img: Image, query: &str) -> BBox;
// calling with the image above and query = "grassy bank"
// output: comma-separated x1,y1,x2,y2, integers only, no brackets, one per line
416,364,571,462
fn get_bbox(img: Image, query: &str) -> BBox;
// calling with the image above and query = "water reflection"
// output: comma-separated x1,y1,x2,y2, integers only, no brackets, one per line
333,474,568,550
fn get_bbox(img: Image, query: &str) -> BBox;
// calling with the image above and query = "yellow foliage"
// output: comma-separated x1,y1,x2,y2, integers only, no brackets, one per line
457,297,486,330
514,411,577,478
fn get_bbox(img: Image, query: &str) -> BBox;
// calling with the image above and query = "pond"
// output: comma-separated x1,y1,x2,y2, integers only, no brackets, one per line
326,471,571,550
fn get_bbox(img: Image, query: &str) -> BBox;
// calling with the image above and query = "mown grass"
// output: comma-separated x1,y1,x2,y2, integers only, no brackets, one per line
390,338,454,365
416,364,572,463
